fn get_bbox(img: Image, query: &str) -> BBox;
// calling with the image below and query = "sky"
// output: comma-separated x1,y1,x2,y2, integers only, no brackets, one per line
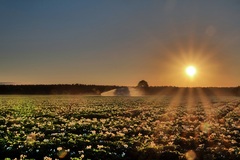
0,0,240,87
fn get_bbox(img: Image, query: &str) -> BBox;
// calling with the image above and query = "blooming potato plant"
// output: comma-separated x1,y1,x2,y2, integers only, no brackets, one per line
0,95,239,160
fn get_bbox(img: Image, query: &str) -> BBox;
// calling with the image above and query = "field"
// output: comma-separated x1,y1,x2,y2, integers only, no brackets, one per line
0,95,239,160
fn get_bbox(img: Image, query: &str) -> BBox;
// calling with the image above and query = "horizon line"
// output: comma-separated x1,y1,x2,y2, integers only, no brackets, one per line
0,82,239,88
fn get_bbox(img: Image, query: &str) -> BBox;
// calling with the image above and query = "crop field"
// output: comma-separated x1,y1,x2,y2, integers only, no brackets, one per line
0,95,239,160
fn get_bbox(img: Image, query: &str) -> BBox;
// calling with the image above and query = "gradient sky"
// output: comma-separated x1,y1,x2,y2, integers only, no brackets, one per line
0,0,240,87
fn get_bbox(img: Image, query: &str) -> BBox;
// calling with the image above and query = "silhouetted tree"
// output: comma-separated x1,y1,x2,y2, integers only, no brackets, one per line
137,80,149,88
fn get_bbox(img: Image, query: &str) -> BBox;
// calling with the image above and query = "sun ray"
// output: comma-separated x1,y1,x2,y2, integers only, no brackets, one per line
196,87,213,119
186,88,199,114
164,88,186,120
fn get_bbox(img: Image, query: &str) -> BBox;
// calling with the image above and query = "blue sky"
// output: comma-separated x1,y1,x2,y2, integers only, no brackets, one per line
0,0,239,86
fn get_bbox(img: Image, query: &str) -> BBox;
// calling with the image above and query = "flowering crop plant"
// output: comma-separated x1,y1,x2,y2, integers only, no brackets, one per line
0,95,239,160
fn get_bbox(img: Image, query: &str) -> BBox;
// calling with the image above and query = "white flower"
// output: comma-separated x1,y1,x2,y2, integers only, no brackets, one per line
44,156,52,160
228,148,235,153
80,154,84,159
97,145,104,149
78,150,84,154
57,147,63,151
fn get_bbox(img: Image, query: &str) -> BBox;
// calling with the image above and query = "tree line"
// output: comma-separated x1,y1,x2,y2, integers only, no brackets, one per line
0,83,239,96
141,86,240,96
0,84,119,95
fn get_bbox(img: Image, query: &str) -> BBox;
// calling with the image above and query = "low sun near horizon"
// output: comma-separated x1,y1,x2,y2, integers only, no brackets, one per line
185,66,197,78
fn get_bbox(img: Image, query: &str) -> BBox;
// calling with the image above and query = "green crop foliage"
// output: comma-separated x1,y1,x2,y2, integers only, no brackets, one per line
0,95,239,160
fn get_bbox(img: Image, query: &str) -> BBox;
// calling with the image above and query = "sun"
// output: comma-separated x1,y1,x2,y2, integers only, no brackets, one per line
185,66,197,77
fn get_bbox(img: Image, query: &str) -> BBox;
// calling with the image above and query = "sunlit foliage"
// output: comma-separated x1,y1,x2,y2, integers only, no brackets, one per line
0,96,239,159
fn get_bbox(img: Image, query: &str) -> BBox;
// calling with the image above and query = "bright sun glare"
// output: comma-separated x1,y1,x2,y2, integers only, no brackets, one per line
186,66,197,77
